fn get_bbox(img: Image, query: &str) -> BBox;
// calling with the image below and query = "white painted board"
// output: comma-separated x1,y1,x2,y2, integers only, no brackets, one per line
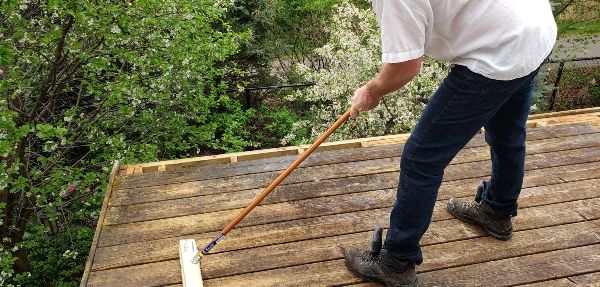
179,239,204,287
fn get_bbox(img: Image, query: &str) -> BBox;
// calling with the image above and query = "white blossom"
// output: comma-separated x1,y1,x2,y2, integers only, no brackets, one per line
63,249,78,259
111,25,121,34
285,1,447,144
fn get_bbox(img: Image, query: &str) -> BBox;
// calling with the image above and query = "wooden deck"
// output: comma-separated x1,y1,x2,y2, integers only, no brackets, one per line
82,108,600,287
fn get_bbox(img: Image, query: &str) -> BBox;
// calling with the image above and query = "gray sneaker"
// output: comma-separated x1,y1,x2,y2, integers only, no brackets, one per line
447,181,513,240
341,228,418,287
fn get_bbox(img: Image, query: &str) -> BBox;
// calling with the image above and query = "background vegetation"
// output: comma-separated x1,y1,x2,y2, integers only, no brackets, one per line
0,0,598,286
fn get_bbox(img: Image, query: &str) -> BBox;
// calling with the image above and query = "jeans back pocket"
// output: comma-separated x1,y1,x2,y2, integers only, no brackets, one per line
476,78,520,108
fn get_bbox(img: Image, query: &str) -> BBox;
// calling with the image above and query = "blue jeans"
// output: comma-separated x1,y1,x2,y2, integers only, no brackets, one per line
384,65,540,264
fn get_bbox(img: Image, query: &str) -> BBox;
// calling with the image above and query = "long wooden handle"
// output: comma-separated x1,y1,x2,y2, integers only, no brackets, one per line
221,109,351,234
196,109,351,260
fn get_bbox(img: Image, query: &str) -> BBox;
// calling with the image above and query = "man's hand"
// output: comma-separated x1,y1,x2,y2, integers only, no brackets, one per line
350,84,382,119
349,58,423,119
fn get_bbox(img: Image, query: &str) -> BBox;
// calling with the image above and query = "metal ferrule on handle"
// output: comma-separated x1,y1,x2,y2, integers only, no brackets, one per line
202,233,225,255
193,109,351,263
192,233,225,263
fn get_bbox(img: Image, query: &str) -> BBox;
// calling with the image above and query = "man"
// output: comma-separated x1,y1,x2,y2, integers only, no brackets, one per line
342,1,557,286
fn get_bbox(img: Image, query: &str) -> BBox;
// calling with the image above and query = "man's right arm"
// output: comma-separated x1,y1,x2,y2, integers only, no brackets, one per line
350,58,422,119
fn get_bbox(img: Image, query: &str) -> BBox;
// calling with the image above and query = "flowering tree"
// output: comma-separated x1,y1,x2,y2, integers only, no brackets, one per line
284,0,447,144
0,1,245,285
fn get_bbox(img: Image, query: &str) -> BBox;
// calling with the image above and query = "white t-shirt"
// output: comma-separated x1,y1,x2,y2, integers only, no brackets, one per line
372,0,557,80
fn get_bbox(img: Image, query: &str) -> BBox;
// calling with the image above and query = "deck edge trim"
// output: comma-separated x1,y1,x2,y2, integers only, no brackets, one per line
80,160,121,287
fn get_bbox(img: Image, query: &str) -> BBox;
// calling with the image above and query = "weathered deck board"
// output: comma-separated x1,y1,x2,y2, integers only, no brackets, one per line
110,131,600,206
567,271,600,286
89,190,600,283
91,198,598,272
105,143,600,226
92,162,600,266
352,245,600,287
517,279,577,287
84,113,600,287
199,244,600,287
418,244,600,287
99,175,600,247
88,221,600,286
106,157,600,225
198,220,600,279
116,122,599,189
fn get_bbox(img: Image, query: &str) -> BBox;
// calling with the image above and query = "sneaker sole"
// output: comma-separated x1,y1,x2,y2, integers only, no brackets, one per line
447,204,513,241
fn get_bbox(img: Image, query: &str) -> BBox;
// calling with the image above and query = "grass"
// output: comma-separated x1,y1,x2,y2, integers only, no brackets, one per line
558,19,600,35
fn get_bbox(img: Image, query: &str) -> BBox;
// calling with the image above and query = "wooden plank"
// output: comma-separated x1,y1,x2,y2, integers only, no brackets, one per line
114,150,600,217
98,174,600,249
417,244,600,286
179,239,204,287
116,123,599,190
421,220,599,272
198,244,600,287
530,113,600,127
89,240,600,286
87,260,182,287
568,271,600,286
183,219,600,279
527,107,600,120
90,197,597,272
113,124,600,188
119,113,599,177
576,197,600,220
105,145,600,225
100,167,600,247
516,279,576,287
106,157,600,225
352,256,600,287
110,135,600,207
227,148,300,162
110,158,600,227
80,161,120,287
125,165,135,175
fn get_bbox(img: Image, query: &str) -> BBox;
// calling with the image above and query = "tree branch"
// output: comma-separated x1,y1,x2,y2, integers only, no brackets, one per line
28,14,74,122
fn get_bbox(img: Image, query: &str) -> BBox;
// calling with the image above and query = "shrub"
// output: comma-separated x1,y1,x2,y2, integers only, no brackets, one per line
283,0,448,144
0,1,245,285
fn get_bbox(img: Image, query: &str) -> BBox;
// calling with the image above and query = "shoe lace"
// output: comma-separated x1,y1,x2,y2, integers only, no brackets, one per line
364,227,384,263
361,250,379,263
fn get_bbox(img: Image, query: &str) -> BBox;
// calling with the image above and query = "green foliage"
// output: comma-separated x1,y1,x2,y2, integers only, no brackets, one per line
532,60,600,113
0,0,246,285
531,64,555,113
552,64,600,110
531,1,599,112
242,0,368,76
552,0,600,36
1,0,597,285
248,106,309,148
558,19,600,35
19,226,94,287
286,1,447,143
